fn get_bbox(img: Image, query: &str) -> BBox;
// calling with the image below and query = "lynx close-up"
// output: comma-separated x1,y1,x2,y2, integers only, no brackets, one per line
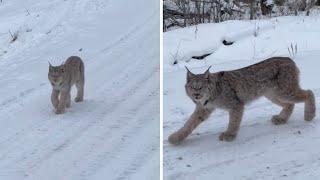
169,57,316,144
48,56,85,114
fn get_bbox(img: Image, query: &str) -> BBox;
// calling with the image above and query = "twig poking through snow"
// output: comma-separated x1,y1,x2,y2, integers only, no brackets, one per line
170,40,182,65
194,25,198,39
25,8,31,16
253,22,259,37
9,30,18,43
288,42,298,58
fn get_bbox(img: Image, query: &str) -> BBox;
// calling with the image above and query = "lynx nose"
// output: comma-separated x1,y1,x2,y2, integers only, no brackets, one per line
52,78,60,84
193,93,201,99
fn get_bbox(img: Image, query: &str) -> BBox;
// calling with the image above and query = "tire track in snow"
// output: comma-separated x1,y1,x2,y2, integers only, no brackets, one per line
0,11,158,159
23,67,159,176
0,0,159,179
0,59,158,172
79,96,159,180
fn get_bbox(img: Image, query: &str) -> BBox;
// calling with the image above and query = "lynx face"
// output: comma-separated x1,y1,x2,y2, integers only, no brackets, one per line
185,68,211,104
48,64,66,87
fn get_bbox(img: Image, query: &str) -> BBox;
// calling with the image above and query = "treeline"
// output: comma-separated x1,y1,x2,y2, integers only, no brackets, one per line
164,0,320,31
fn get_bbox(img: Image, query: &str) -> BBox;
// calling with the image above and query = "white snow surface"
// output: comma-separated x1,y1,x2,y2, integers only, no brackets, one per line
0,0,159,180
164,15,320,179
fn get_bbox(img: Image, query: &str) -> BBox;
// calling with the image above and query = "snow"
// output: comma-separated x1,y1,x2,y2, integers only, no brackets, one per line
0,0,159,180
164,14,320,179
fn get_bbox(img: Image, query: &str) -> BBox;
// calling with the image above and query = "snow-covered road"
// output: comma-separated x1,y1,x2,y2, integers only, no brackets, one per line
0,0,159,179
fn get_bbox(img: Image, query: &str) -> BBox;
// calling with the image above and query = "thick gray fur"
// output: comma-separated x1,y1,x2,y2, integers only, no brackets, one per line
48,56,85,114
169,57,316,144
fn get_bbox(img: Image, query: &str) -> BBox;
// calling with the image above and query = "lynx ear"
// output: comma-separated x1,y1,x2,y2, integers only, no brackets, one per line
185,66,195,82
204,66,212,79
48,61,53,68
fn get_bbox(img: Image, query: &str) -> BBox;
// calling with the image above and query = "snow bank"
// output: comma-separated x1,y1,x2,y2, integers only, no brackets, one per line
164,15,320,72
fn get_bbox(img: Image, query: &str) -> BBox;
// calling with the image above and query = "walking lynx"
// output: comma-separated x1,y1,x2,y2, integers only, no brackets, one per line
169,57,316,144
48,56,85,114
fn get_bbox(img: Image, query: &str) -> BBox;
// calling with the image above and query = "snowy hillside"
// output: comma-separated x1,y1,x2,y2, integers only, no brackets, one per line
0,0,159,180
164,15,320,179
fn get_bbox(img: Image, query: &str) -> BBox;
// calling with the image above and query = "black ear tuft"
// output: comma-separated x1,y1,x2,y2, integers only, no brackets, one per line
218,71,224,77
185,66,195,82
204,66,212,79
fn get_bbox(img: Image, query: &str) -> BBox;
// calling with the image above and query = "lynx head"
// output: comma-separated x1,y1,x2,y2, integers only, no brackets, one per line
185,66,211,104
48,62,66,86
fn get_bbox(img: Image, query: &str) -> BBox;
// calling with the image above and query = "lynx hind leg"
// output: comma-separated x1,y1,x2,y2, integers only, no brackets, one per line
75,81,84,102
265,95,294,125
66,93,71,108
219,105,244,142
304,90,316,121
168,106,213,145
276,64,316,121
278,89,316,122
75,62,85,102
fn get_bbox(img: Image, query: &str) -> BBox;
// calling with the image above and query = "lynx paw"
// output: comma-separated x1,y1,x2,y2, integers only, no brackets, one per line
168,132,184,145
55,108,65,114
305,109,315,121
53,104,58,109
219,132,236,141
75,97,83,102
305,90,316,121
271,115,287,125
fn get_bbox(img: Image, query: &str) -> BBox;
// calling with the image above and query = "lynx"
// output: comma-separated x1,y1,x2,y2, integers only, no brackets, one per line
168,57,316,144
48,56,85,114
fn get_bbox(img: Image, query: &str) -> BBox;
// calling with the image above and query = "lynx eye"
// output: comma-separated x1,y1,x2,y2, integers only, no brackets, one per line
192,86,202,90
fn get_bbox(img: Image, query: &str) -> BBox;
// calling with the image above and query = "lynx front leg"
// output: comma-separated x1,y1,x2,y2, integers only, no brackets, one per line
56,90,69,114
66,93,71,108
75,82,84,102
51,89,59,109
219,105,244,142
168,106,214,145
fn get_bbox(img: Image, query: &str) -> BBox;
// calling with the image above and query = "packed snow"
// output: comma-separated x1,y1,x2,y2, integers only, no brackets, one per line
0,0,159,179
164,14,320,180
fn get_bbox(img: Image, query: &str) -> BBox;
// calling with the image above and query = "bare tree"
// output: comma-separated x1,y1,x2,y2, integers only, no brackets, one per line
164,0,319,31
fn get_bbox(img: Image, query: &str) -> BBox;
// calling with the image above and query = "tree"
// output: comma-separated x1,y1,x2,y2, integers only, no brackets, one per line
250,0,258,19
260,0,273,15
